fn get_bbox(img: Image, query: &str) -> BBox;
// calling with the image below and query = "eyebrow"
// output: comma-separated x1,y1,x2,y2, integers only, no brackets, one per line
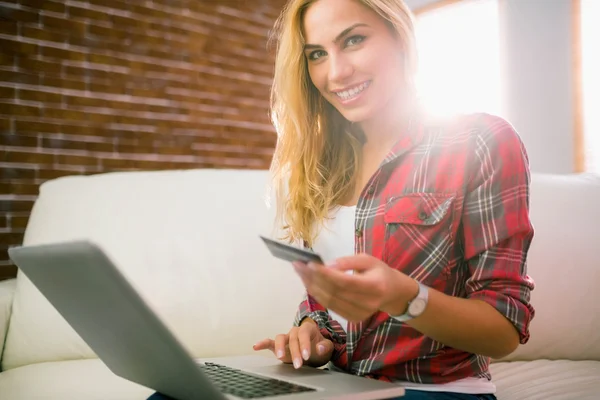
304,23,369,50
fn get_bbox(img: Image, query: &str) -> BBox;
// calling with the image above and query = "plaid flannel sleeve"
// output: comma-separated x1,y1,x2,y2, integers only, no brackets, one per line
293,293,347,360
461,115,536,344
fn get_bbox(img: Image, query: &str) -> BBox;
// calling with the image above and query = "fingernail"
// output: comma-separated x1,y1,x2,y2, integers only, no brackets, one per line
317,344,325,354
293,358,302,369
277,350,284,358
302,349,309,360
325,260,337,268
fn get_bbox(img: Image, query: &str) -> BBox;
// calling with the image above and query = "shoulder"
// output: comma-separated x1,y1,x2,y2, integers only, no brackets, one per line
419,112,528,160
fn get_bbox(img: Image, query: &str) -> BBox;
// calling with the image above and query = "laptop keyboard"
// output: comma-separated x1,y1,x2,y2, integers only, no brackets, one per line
199,362,316,399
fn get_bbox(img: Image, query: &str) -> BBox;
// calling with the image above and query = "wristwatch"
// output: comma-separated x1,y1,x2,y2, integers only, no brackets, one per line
391,282,429,322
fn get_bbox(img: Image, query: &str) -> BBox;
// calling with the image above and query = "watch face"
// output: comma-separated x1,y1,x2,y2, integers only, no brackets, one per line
408,299,427,316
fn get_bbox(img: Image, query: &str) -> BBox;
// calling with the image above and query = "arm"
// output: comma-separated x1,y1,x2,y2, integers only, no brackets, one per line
384,117,535,359
294,293,347,360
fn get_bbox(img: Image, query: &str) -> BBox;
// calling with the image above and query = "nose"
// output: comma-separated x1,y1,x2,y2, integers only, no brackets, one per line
328,53,353,84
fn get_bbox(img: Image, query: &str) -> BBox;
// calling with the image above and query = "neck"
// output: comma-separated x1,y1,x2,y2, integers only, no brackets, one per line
358,94,413,151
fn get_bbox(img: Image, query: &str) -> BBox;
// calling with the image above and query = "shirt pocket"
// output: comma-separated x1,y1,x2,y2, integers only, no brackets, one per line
383,192,457,281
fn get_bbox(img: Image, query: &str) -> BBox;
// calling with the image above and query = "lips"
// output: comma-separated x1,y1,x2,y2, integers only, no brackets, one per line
332,81,371,102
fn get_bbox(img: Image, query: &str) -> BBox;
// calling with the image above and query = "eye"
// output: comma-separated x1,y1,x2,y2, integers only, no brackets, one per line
308,49,327,61
345,35,365,47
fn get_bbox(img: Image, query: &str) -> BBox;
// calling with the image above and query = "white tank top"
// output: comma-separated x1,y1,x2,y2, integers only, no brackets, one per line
311,206,496,394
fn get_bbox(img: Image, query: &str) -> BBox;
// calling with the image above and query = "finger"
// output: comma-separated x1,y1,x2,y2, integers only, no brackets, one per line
295,263,337,293
299,266,375,305
287,327,304,369
297,322,314,361
315,338,334,358
309,285,373,322
252,338,274,351
274,334,291,362
329,253,379,272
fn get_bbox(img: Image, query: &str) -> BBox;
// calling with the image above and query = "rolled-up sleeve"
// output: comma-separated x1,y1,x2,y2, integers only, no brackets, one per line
462,115,535,344
293,293,347,360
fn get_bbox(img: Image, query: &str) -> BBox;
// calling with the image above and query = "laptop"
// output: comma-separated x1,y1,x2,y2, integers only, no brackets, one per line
8,240,405,400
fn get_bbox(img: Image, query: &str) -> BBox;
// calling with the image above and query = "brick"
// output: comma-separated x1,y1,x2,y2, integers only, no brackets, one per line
1,167,36,180
68,6,112,22
42,76,87,91
19,89,63,104
0,103,42,118
19,0,66,13
0,265,18,281
17,56,63,75
88,23,130,40
87,0,130,13
64,95,112,108
101,157,194,170
41,46,87,62
0,118,10,132
0,38,38,55
0,200,35,213
43,107,112,123
87,82,127,95
0,181,40,196
0,6,40,23
0,21,18,35
0,69,40,85
0,232,26,246
21,26,67,44
42,14,87,33
88,53,129,68
0,52,15,68
0,133,38,147
0,87,15,101
15,120,61,134
38,168,85,180
42,137,113,153
4,150,54,164
55,153,100,167
11,215,31,230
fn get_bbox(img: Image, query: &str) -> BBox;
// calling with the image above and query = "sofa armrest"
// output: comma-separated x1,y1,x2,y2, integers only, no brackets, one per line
0,278,16,366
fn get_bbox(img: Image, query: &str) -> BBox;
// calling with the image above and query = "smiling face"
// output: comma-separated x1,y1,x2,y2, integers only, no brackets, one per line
302,0,408,124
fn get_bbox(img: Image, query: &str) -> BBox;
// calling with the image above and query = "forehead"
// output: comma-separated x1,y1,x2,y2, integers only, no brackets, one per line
302,0,383,43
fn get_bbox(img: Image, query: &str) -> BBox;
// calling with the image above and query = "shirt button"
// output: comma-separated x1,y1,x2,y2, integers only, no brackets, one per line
355,228,363,238
418,211,428,221
367,187,375,195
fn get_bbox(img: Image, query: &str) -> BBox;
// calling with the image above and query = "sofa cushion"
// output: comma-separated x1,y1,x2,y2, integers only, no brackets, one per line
490,360,600,400
498,173,600,362
0,359,152,399
0,358,598,400
2,169,305,370
0,278,16,364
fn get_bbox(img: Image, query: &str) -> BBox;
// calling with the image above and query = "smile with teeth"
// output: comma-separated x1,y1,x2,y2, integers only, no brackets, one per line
334,81,370,101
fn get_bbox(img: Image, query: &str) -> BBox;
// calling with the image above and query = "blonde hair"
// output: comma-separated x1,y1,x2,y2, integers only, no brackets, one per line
268,0,418,247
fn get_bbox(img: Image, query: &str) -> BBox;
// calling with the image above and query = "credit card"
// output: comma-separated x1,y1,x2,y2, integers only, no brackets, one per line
259,235,324,264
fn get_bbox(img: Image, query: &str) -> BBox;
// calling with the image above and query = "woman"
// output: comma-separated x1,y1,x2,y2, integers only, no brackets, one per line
254,0,535,399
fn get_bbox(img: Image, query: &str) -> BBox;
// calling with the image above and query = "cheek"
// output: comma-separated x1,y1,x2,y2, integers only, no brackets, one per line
307,64,327,94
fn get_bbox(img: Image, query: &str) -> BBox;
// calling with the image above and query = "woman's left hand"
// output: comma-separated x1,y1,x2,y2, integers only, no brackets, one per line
292,254,419,322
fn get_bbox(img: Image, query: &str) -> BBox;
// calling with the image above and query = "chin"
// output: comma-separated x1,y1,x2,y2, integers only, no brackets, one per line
337,107,376,124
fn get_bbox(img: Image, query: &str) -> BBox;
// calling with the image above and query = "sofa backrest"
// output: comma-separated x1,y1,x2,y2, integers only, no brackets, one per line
2,169,305,371
498,173,600,362
3,169,599,371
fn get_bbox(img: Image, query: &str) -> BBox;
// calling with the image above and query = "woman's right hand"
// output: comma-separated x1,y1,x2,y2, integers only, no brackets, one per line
253,318,334,369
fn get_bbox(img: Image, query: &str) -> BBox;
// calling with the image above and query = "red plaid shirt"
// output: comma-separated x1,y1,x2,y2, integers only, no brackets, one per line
294,112,535,384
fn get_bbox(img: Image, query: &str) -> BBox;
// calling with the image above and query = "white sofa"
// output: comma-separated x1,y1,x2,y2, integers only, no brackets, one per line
0,169,598,399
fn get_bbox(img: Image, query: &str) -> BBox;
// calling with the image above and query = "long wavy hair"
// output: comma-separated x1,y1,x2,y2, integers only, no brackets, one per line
268,0,418,247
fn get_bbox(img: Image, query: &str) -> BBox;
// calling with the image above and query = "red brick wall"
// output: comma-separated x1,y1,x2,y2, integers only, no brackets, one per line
0,0,286,280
